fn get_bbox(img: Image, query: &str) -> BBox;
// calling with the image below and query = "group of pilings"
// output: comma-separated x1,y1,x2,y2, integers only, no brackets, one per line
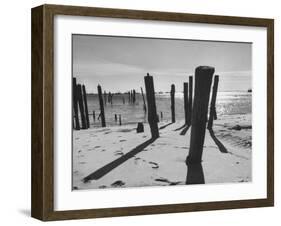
127,89,137,104
73,77,90,130
144,68,219,168
103,91,114,106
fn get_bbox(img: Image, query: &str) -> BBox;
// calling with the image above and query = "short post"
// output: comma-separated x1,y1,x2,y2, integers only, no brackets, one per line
187,66,214,164
170,84,175,123
114,114,117,122
97,85,106,127
160,111,163,120
140,87,147,112
133,89,136,103
82,85,90,128
119,114,122,126
183,82,189,125
128,91,131,103
93,110,95,122
144,73,159,138
188,76,193,125
207,75,219,129
77,84,87,129
72,77,80,130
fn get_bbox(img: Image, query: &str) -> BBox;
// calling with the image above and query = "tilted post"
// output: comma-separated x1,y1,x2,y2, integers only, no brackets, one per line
82,85,90,128
207,75,219,129
72,77,80,130
97,85,106,127
187,66,214,164
188,75,193,125
77,84,87,129
170,84,175,123
144,73,159,138
183,82,189,125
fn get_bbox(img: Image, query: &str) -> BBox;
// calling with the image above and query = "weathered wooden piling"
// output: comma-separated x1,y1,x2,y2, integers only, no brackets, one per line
115,114,118,122
170,84,175,123
161,111,163,120
97,85,106,127
140,87,147,112
82,85,90,128
77,84,87,129
128,91,131,103
93,110,95,122
104,91,107,106
133,89,136,103
187,66,214,164
119,114,122,126
72,77,80,130
188,76,193,125
207,75,219,129
144,73,159,138
183,82,189,125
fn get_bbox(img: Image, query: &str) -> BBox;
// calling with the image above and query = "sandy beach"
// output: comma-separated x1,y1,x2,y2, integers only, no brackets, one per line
72,113,252,190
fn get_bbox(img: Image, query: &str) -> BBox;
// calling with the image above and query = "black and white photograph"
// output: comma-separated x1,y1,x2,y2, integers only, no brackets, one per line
72,34,252,190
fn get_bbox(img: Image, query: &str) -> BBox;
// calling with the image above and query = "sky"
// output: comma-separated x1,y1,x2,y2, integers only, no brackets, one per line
73,34,252,93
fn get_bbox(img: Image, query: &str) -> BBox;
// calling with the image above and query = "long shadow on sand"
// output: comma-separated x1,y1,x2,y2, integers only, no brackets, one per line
180,125,191,136
83,137,157,182
159,122,173,130
186,163,205,184
174,124,186,131
209,128,228,153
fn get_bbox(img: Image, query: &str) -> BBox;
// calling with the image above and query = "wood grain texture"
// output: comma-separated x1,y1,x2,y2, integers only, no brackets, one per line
31,4,274,221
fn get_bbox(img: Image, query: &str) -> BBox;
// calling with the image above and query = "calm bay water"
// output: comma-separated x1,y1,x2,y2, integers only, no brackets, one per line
85,91,251,127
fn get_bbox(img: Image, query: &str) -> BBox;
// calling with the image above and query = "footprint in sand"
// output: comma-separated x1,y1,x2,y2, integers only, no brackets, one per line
119,139,127,142
149,161,159,169
99,185,107,189
114,150,124,156
154,177,182,185
111,180,125,187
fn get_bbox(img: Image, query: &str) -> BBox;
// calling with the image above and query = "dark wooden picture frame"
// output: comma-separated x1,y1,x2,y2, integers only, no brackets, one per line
31,4,274,221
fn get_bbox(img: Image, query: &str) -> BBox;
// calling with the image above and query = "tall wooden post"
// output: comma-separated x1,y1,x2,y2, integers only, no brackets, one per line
97,85,106,127
187,66,214,164
207,75,219,129
72,77,80,130
140,87,147,112
77,84,87,129
170,84,175,123
183,82,189,125
82,85,90,128
144,73,159,139
188,75,193,125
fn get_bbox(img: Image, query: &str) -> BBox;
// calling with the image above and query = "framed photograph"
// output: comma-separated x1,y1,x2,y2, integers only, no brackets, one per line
31,4,274,221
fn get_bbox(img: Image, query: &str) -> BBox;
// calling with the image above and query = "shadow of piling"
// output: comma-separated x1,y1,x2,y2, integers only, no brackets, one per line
208,128,228,153
185,163,205,184
159,122,173,130
174,124,186,131
180,124,191,135
83,137,157,182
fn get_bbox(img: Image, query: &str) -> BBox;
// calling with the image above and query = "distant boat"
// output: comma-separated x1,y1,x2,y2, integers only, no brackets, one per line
248,89,252,93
